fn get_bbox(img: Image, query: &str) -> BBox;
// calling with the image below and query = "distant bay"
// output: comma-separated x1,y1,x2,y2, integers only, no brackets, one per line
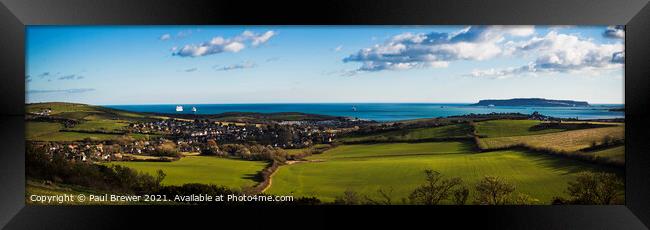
104,103,625,122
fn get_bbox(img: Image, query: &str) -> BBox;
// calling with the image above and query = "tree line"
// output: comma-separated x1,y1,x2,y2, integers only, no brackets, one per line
334,169,624,205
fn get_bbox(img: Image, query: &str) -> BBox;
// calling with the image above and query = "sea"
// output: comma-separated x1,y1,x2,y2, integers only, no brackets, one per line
104,103,624,122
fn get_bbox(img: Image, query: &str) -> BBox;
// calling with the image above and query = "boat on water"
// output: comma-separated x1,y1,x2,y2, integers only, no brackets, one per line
176,105,183,112
352,106,357,111
192,107,197,112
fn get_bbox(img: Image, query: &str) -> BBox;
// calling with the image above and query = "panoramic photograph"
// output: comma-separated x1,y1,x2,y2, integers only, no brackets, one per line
25,25,625,205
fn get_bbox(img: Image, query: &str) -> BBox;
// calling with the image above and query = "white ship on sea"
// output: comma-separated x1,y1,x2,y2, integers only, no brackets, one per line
176,105,183,112
192,107,197,112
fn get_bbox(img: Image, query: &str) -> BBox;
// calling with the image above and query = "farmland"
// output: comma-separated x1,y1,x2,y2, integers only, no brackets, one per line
474,120,566,137
26,121,152,141
109,156,268,188
340,124,472,143
267,141,616,203
25,102,625,205
26,102,163,142
477,126,624,152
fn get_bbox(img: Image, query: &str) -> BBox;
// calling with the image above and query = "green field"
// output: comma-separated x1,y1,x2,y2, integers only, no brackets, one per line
68,119,130,132
474,120,566,138
309,142,473,160
592,146,625,164
109,156,268,189
268,142,615,203
27,121,124,141
340,124,472,143
26,121,154,142
26,122,63,139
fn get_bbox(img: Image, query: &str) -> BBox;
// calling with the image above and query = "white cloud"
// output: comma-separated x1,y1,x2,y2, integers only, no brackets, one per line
603,25,624,39
333,45,343,52
343,26,535,72
58,74,84,80
160,33,171,41
247,30,275,46
468,64,534,79
470,31,624,78
214,61,257,71
173,30,275,57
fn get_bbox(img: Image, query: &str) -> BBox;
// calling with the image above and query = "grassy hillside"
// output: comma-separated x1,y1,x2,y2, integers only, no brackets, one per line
268,142,615,203
592,146,625,164
27,102,156,122
26,102,163,142
26,121,153,141
309,142,473,160
67,119,130,132
474,120,565,137
109,156,268,189
340,124,472,143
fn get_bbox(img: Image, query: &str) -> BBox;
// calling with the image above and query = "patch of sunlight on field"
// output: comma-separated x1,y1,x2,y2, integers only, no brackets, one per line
474,120,564,138
308,142,473,160
341,124,472,143
268,142,617,204
70,120,129,132
109,156,268,189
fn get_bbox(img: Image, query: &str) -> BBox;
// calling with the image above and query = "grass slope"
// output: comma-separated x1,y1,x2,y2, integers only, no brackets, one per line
26,102,163,141
592,146,625,164
474,120,565,138
268,142,615,203
341,124,472,143
109,156,268,189
309,142,473,160
26,121,149,142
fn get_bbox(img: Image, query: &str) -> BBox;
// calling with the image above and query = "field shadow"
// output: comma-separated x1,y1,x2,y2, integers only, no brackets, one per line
521,151,622,175
242,173,264,183
528,122,617,132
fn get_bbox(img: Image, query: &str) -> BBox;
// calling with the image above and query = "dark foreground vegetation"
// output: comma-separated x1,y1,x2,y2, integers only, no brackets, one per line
333,170,624,205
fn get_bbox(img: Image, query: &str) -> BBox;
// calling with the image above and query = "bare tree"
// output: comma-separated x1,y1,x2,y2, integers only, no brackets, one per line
474,176,515,205
408,170,464,205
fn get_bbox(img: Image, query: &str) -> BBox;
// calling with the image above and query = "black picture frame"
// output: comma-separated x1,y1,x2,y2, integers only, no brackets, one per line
1,0,649,229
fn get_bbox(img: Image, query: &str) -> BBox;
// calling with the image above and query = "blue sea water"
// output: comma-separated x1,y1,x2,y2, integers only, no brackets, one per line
105,103,624,122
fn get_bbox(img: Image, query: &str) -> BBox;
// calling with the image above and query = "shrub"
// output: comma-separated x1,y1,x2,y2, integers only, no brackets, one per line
473,176,516,205
408,170,465,205
565,172,624,204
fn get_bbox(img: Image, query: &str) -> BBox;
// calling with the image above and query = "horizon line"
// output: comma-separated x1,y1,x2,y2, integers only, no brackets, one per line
26,101,626,106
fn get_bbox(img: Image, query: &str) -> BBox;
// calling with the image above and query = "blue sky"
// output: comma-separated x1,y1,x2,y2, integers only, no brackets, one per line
26,26,624,105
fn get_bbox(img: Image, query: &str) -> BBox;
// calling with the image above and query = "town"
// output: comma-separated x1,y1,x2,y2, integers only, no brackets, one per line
27,108,374,163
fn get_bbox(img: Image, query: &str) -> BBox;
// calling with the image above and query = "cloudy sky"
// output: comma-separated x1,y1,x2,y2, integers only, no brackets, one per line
26,25,624,105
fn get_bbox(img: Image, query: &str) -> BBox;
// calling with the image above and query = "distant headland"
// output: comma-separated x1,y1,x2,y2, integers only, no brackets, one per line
473,98,590,107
